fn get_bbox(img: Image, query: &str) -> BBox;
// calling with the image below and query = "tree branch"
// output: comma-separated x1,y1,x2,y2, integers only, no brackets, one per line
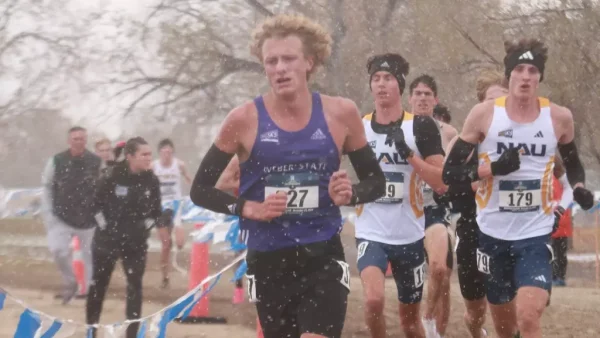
245,0,274,17
447,17,500,65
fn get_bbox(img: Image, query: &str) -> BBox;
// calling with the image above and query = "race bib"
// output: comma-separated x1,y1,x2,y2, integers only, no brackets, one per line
476,249,491,275
264,173,319,215
376,172,404,204
498,179,542,212
160,182,177,199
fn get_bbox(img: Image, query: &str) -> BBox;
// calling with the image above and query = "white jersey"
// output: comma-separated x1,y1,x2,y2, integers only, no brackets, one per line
477,97,557,240
354,112,425,245
153,159,183,203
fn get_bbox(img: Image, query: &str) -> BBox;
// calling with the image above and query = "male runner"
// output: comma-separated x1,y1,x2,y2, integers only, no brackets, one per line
407,75,454,337
433,104,452,124
443,38,594,338
190,14,386,338
152,138,192,288
355,53,443,338
215,155,245,304
451,70,508,338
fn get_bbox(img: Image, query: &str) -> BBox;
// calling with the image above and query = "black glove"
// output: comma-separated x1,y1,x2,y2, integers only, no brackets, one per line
552,206,565,234
385,126,413,160
491,148,520,176
573,186,595,210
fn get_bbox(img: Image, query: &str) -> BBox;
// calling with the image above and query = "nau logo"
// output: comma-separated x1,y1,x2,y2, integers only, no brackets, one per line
497,142,547,157
377,152,408,165
498,129,513,138
368,140,377,148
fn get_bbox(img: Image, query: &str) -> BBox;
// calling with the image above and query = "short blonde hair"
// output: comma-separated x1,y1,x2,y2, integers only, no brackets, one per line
250,14,332,77
94,137,111,150
475,70,508,102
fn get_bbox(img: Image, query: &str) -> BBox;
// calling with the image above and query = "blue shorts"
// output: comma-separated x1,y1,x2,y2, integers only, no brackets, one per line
158,200,182,228
424,205,450,230
356,238,425,304
477,231,553,305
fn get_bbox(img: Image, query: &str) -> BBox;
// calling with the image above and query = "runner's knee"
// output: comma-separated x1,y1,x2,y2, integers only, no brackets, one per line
365,292,385,315
516,305,542,333
428,259,448,282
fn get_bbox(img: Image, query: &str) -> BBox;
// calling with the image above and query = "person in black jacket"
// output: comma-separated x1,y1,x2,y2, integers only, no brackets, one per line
86,137,162,338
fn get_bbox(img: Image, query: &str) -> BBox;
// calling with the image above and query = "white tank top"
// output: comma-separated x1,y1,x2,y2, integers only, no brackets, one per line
477,97,557,240
354,112,425,245
153,159,182,203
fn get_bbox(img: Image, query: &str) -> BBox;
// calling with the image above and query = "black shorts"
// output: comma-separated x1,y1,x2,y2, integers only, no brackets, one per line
424,205,453,270
245,234,349,338
455,214,485,300
156,208,174,229
424,205,450,230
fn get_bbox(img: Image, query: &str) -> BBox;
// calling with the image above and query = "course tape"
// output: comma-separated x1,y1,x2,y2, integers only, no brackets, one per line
1,251,247,338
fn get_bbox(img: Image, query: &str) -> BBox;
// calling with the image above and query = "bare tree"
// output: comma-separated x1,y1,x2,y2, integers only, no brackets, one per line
0,0,93,119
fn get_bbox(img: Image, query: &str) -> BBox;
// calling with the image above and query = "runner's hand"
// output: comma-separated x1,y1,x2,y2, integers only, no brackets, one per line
329,170,353,206
491,148,520,176
242,192,287,221
573,186,594,210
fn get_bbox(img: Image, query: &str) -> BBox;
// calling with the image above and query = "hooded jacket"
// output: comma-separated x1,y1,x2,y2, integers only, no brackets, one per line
94,162,162,239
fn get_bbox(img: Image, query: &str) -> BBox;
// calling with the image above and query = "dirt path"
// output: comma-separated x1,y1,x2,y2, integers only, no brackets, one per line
1,219,600,337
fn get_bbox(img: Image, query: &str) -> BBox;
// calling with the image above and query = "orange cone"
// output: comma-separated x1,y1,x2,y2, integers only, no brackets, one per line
71,236,86,295
175,223,227,324
257,316,264,338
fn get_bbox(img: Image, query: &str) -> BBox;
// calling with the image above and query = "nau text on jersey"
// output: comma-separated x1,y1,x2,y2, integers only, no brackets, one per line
377,151,408,165
496,142,547,157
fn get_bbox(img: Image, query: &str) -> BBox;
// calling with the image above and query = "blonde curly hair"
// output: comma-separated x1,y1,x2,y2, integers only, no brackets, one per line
475,70,507,102
250,14,332,77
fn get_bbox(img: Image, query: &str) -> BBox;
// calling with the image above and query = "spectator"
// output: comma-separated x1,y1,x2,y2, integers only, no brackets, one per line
94,137,113,166
41,126,101,304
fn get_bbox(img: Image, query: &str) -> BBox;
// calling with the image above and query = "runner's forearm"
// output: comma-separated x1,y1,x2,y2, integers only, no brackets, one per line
407,155,446,193
347,144,386,205
190,144,246,216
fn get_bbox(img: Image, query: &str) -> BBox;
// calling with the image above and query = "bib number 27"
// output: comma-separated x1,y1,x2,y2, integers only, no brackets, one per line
286,189,308,208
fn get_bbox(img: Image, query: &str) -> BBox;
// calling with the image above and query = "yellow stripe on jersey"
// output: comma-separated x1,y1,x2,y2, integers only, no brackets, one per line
495,96,507,107
355,204,364,217
541,156,555,215
364,111,414,122
476,153,493,209
409,171,424,218
538,97,550,108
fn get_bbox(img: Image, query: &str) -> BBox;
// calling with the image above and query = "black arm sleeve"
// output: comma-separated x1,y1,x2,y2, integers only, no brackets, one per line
442,137,479,185
190,144,245,216
558,141,585,186
347,144,386,206
414,115,445,158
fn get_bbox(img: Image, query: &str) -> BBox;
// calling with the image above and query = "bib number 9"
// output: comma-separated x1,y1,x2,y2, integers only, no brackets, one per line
376,172,404,204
